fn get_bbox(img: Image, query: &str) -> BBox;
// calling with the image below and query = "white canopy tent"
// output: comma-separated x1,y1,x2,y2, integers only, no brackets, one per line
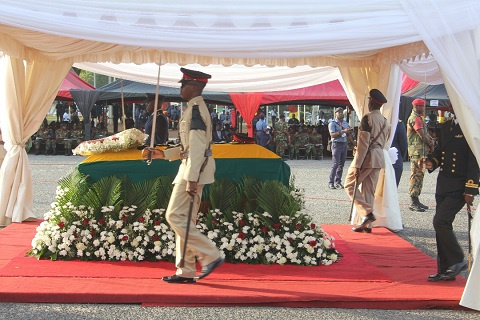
0,0,479,310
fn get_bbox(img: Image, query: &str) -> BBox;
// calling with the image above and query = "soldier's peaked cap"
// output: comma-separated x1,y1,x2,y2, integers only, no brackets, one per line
179,67,211,84
369,89,387,104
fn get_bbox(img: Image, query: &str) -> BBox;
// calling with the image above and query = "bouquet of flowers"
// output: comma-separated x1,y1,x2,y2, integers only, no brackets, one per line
73,128,147,156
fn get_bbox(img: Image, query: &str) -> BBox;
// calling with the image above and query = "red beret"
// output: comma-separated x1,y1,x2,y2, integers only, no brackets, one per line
412,98,425,106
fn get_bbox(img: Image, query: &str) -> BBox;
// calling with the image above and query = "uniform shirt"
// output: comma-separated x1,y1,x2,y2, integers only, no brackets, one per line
328,118,350,143
175,95,215,185
256,118,267,132
427,119,479,195
407,110,429,157
352,110,390,169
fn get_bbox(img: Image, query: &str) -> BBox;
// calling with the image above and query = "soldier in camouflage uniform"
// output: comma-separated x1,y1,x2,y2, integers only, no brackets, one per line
407,98,434,212
306,126,323,159
289,126,308,159
34,123,50,155
274,114,290,157
55,122,68,156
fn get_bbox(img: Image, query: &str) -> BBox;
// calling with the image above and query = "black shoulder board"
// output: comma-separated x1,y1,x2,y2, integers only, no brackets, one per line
190,105,206,130
360,115,371,132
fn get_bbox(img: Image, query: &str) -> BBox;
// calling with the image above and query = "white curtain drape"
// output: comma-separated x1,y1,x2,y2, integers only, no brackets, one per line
401,0,480,311
0,56,71,225
339,65,403,231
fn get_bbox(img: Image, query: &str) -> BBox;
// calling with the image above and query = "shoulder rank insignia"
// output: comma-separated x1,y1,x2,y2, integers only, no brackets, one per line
455,134,463,138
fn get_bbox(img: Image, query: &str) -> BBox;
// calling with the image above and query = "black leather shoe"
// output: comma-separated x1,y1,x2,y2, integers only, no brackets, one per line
427,273,456,282
409,204,426,212
352,213,375,233
197,257,224,280
162,274,196,284
417,201,429,210
444,260,468,277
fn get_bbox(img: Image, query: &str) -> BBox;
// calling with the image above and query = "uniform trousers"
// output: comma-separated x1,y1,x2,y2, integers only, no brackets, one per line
433,190,465,273
409,155,425,197
166,180,221,278
329,142,347,185
344,166,380,218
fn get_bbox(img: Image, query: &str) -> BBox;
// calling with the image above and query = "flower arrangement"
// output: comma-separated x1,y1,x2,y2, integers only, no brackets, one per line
28,169,340,266
73,128,147,156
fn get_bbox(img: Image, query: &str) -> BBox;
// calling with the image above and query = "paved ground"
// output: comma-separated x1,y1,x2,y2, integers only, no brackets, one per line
0,154,478,319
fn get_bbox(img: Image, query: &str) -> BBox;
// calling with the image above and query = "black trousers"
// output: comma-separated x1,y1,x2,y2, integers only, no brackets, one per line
433,191,465,273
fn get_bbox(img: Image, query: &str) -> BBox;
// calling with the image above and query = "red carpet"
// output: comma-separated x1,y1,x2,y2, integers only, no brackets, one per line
0,222,467,309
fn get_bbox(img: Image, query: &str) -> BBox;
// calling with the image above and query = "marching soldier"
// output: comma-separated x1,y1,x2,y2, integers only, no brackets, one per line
143,68,223,283
274,114,289,157
345,89,390,233
407,98,434,212
422,106,479,281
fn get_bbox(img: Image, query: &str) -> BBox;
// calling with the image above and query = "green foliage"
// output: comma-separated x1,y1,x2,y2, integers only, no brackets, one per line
78,69,111,88
81,176,123,219
155,175,175,209
240,176,261,213
208,179,242,214
255,180,302,227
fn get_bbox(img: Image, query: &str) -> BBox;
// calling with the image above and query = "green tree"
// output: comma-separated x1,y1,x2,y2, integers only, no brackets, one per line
78,69,112,88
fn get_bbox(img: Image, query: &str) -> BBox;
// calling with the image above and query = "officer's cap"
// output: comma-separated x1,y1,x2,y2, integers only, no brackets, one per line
144,93,165,102
412,98,425,106
369,89,387,105
179,67,212,84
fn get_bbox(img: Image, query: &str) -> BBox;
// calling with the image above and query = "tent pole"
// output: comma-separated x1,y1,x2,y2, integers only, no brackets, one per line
120,79,126,131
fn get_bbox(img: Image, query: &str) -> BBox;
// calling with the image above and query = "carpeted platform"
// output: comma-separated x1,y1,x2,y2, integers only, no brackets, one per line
0,222,467,309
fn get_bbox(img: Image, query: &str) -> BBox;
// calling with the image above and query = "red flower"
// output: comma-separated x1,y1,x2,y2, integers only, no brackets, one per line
90,230,95,236
98,218,105,225
213,219,219,225
296,224,302,230
122,235,128,241
152,235,159,242
82,218,89,226
238,233,245,240
273,223,281,230
261,226,269,233
138,217,145,223
288,237,293,242
310,223,316,229
122,215,129,222
58,222,65,228
309,240,317,247
154,220,161,225
238,219,245,227
74,233,78,238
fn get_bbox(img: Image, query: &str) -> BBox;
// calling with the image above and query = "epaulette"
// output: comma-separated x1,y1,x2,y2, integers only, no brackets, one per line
360,115,371,132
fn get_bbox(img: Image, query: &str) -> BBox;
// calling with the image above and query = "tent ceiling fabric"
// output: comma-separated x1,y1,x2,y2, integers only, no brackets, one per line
0,1,447,66
74,63,343,92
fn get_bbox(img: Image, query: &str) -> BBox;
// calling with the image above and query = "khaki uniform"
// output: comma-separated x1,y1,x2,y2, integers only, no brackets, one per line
345,110,391,218
165,95,220,278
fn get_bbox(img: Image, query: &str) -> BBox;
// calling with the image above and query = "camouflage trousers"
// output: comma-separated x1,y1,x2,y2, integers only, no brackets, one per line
275,139,287,157
34,139,55,154
288,144,302,158
306,144,322,159
409,156,425,197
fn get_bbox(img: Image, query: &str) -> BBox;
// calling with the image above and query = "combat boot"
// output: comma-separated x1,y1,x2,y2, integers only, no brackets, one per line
417,199,429,210
409,196,425,212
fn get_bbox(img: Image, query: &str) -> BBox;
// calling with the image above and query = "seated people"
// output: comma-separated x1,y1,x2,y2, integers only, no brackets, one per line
144,94,169,146
288,126,308,159
306,126,323,159
212,123,227,143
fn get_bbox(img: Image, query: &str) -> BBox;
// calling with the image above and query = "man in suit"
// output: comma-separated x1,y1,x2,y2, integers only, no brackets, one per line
391,119,408,187
143,68,223,283
344,89,391,233
144,94,169,146
422,106,479,281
